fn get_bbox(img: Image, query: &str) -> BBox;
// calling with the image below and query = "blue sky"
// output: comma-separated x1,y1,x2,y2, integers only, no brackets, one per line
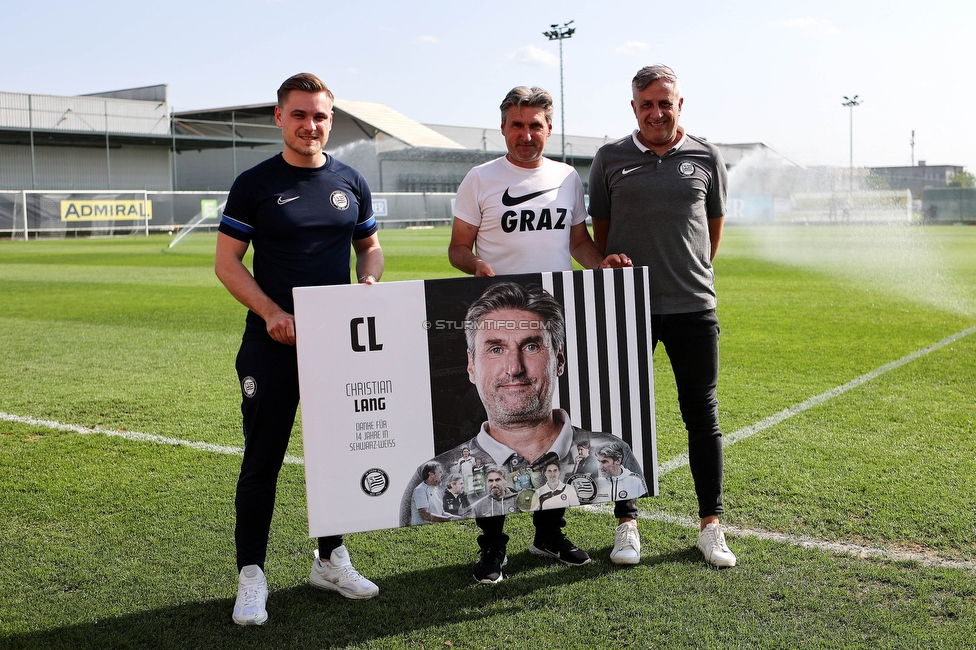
3,0,973,173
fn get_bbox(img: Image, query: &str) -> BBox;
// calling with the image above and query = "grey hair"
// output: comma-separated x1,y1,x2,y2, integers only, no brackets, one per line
597,441,625,463
499,86,554,125
484,465,507,481
463,282,566,354
632,65,681,98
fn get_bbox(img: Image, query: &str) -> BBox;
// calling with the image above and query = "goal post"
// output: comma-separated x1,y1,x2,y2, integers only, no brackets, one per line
4,190,228,239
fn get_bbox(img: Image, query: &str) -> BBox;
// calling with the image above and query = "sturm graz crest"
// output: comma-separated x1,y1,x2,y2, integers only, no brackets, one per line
330,190,350,210
361,468,389,496
566,474,597,504
242,376,257,398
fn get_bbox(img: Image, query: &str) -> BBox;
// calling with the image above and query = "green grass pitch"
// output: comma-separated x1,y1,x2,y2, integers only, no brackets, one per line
0,225,974,649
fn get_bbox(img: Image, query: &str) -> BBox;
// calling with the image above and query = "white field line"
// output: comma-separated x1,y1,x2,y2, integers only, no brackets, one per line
2,325,974,571
583,503,976,571
0,412,305,465
658,324,976,476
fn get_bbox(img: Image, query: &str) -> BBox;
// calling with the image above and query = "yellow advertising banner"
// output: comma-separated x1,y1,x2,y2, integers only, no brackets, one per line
61,200,153,221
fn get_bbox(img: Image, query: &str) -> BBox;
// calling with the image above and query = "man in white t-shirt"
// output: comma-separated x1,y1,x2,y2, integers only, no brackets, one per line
411,462,452,525
449,86,629,277
448,86,634,582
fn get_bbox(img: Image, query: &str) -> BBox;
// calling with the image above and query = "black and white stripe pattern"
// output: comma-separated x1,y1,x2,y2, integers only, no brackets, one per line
544,268,658,493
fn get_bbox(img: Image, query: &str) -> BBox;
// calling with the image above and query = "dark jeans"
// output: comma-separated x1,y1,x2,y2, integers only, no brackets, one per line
234,337,342,571
653,309,724,519
476,508,566,550
476,500,640,550
613,499,639,520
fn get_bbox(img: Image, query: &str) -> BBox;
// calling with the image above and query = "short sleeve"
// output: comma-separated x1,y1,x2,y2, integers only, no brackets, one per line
453,168,483,227
570,171,587,226
706,146,728,220
587,150,610,221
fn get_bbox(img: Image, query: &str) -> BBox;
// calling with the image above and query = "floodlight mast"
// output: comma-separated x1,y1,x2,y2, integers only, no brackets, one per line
842,94,862,199
543,20,575,163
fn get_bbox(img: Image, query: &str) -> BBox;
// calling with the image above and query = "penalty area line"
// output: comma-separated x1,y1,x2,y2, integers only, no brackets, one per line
641,510,976,571
658,324,976,476
0,412,305,466
584,503,976,572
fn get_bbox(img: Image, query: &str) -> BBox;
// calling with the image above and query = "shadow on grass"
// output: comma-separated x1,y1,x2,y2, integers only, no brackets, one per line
1,545,700,649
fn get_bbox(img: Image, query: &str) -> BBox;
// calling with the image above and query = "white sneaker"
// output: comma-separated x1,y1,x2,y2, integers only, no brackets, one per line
697,523,737,567
232,564,268,626
610,521,641,565
309,546,379,600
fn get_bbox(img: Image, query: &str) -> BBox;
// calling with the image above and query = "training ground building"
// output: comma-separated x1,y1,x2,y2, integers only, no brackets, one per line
0,84,970,238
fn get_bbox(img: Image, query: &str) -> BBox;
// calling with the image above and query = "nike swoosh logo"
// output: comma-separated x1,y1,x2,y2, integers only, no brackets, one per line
621,166,643,175
277,196,300,205
501,187,560,206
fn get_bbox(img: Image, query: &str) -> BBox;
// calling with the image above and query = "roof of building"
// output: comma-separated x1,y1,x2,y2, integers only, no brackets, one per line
335,100,464,150
173,99,466,151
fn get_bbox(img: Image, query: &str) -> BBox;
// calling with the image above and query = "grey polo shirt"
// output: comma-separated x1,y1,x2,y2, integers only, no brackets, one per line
589,130,727,314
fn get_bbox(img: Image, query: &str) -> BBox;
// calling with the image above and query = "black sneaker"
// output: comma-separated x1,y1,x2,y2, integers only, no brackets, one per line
473,547,508,584
529,534,591,566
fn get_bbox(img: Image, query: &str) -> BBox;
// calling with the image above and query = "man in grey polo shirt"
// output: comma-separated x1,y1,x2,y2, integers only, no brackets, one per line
588,64,736,568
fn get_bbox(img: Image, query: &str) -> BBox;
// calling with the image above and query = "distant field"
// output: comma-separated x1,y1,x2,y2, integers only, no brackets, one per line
1,225,974,649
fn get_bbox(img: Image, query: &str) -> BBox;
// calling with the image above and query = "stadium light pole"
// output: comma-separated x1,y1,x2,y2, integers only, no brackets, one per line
543,20,575,163
842,95,861,198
